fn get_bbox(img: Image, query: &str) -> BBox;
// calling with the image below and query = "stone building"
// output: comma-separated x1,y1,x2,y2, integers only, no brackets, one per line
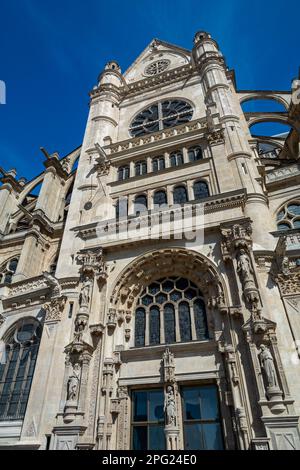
0,31,300,450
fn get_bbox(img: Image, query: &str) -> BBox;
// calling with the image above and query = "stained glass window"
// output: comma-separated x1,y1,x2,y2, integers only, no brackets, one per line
0,319,42,421
193,181,209,200
149,307,160,345
154,190,167,208
170,151,184,167
276,200,300,231
152,156,165,172
135,161,147,177
118,165,130,181
135,308,146,347
179,302,192,342
0,258,19,285
188,146,203,162
194,299,208,340
134,277,208,347
173,186,188,204
164,304,176,344
129,100,193,138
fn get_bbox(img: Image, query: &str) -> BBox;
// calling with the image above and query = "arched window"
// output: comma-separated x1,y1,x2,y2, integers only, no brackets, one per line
194,299,208,340
188,146,203,162
149,306,160,345
134,277,208,346
129,100,193,137
135,308,146,347
179,302,192,342
193,181,210,200
170,151,183,167
173,186,188,204
152,156,165,172
164,304,176,344
0,318,42,420
153,190,167,208
0,258,19,285
135,161,147,177
118,166,130,181
134,195,148,216
276,200,300,231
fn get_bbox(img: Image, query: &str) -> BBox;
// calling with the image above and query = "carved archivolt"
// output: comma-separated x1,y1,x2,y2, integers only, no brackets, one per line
110,248,228,313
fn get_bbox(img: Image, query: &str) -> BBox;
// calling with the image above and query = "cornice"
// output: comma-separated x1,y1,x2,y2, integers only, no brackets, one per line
71,189,246,242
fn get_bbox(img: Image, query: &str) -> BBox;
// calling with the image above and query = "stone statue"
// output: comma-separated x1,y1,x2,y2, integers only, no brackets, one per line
67,363,81,401
79,276,92,308
259,344,278,389
165,385,176,426
237,249,252,283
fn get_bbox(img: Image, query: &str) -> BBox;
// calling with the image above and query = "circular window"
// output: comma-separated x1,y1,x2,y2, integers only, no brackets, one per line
276,200,300,231
144,59,170,76
129,100,193,137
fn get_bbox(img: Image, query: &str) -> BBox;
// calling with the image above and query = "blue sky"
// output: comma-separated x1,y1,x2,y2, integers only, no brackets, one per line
0,0,299,181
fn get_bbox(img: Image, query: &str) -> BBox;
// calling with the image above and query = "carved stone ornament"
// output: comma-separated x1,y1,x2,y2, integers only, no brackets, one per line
206,129,224,145
94,143,110,176
162,348,176,384
77,248,108,283
66,362,81,402
0,314,5,327
259,344,279,390
44,296,67,322
221,221,253,260
164,385,177,426
43,271,61,297
111,248,227,315
276,271,300,296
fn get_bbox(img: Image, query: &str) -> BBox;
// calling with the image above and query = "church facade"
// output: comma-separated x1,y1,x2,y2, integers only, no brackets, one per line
1,31,300,450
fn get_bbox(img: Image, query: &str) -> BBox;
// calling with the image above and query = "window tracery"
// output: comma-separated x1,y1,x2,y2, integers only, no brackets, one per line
277,200,300,231
135,277,208,347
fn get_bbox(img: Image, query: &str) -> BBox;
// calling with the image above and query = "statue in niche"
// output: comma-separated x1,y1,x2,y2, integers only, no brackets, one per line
67,363,81,401
237,249,253,284
164,385,176,426
79,276,92,308
259,344,278,389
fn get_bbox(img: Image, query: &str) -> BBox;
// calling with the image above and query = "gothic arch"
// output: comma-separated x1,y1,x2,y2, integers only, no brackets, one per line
247,114,299,135
109,248,228,315
240,94,290,111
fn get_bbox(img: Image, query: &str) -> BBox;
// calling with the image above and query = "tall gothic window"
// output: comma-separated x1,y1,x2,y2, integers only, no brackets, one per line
149,306,160,345
134,195,148,216
276,200,300,231
129,100,193,137
193,181,210,200
152,156,165,172
170,151,184,167
0,318,42,421
135,308,146,347
188,146,203,162
134,277,208,347
0,258,19,285
118,166,130,181
173,186,188,205
153,190,167,208
135,161,147,177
